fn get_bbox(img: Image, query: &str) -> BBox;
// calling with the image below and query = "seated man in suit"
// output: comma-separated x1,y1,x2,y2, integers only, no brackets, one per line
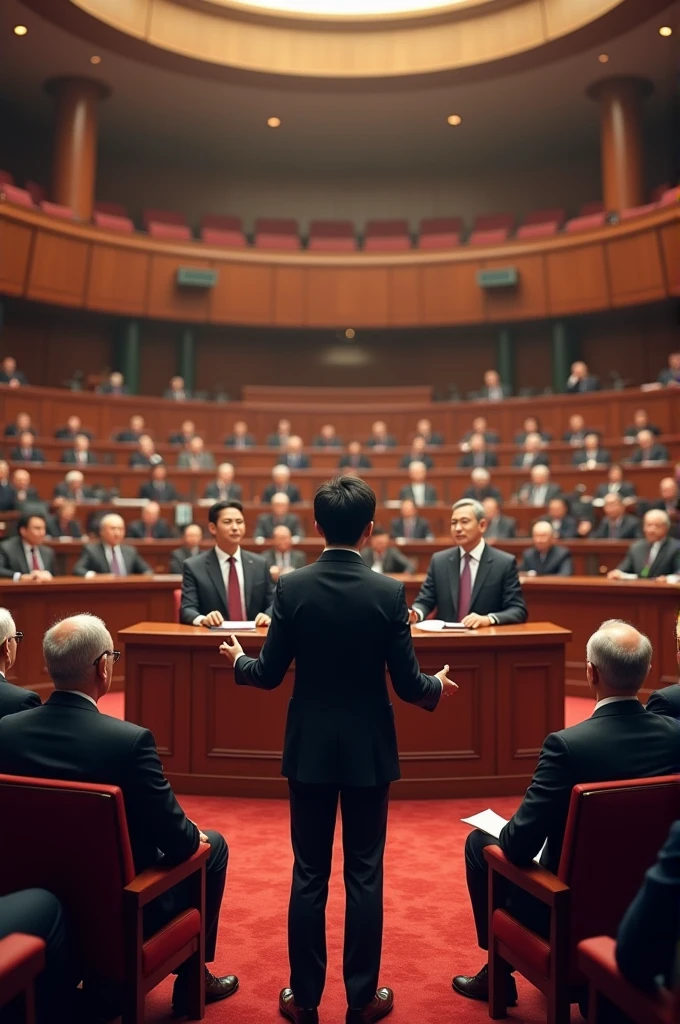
366,420,396,451
53,469,97,503
338,441,372,470
164,375,191,401
627,428,670,465
624,407,661,443
398,461,438,507
0,606,39,718
46,500,83,540
177,435,216,471
413,418,444,447
460,416,500,447
657,351,680,388
592,463,637,505
261,465,302,504
11,467,40,505
650,477,680,539
278,436,310,470
180,500,274,627
608,509,680,580
513,416,551,446
73,513,153,576
566,360,600,392
573,432,611,468
168,418,196,446
97,370,129,395
170,523,204,574
225,419,257,448
512,432,549,469
312,424,342,449
390,498,434,541
61,433,97,465
54,413,92,441
645,615,680,719
203,462,242,503
4,411,37,438
268,418,293,448
519,521,572,577
264,524,307,581
129,434,164,469
588,493,641,539
139,463,179,502
0,512,56,581
458,434,498,470
0,459,13,512
115,414,145,443
462,468,503,505
538,496,578,539
0,613,237,1014
479,368,510,401
409,499,527,628
562,412,592,447
517,465,562,507
11,430,45,463
453,619,680,1007
482,497,516,540
254,494,304,541
360,526,414,575
127,501,174,540
400,436,434,470
0,355,28,386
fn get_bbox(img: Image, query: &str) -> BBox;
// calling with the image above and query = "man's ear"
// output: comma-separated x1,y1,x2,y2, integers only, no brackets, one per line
208,521,217,538
586,661,596,691
314,521,325,540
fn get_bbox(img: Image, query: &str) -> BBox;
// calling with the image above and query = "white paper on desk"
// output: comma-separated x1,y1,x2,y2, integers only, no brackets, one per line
462,809,548,865
209,621,257,631
415,619,467,632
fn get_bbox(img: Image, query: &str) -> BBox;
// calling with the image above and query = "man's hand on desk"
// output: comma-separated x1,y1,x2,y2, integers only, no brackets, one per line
20,570,53,582
461,613,492,629
201,610,224,627
219,635,244,665
254,613,271,627
408,608,419,625
607,569,624,580
435,664,458,697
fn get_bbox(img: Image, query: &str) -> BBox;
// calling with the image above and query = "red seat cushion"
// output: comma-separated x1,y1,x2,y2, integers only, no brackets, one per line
363,235,411,251
469,227,510,244
201,227,246,246
620,203,658,220
148,222,192,240
93,211,135,233
565,212,606,233
1,184,34,208
493,909,551,978
255,232,300,249
142,909,200,977
40,200,75,220
308,236,357,251
516,221,559,239
419,232,461,249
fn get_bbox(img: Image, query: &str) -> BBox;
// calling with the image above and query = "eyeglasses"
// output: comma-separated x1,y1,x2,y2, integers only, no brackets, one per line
92,650,121,668
675,634,680,653
10,632,23,644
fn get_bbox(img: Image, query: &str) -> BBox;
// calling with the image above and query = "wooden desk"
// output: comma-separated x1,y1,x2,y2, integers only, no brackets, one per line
120,621,569,800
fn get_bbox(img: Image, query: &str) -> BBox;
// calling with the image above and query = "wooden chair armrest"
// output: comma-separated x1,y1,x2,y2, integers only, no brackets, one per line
484,845,569,907
0,935,45,1005
578,937,673,1024
123,844,210,908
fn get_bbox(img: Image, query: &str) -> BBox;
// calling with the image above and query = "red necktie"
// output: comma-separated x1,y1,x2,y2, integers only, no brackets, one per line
31,547,40,571
227,556,244,619
458,552,472,620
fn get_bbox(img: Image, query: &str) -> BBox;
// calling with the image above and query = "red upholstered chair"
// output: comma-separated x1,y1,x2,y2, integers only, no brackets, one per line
564,211,607,233
620,202,658,220
516,208,565,239
418,217,462,249
144,209,192,240
485,776,680,1024
0,183,34,208
469,212,513,244
308,220,356,251
660,186,680,207
94,201,135,233
174,588,182,623
0,169,14,186
0,934,45,1024
254,218,300,249
0,774,209,1024
200,214,246,247
578,936,679,1024
39,200,76,220
363,219,411,251
516,221,560,239
24,181,47,206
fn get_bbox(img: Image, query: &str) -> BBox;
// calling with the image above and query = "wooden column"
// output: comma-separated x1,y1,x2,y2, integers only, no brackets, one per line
588,76,652,212
45,77,110,221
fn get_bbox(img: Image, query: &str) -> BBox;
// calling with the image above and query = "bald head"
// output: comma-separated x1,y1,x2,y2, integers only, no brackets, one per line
43,613,113,692
99,513,126,546
586,619,652,694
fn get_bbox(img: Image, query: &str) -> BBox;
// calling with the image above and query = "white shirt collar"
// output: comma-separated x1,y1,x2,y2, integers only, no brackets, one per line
324,546,361,556
66,690,98,708
215,545,241,565
594,695,640,711
461,539,486,562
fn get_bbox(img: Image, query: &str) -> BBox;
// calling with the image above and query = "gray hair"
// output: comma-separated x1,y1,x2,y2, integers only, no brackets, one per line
43,614,112,689
99,513,124,531
452,498,485,522
644,508,671,527
586,619,652,693
0,608,16,646
65,470,84,485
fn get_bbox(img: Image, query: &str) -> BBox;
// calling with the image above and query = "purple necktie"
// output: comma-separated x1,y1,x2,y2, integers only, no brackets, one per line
110,548,122,576
458,552,472,620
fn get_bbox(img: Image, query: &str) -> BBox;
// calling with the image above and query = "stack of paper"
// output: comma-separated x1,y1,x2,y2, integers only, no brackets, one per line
415,619,467,632
209,621,257,631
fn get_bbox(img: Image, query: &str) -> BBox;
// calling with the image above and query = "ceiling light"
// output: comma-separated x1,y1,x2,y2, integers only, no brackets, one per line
598,53,609,63
267,116,281,128
13,25,28,36
447,114,462,126
90,55,101,64
659,25,673,36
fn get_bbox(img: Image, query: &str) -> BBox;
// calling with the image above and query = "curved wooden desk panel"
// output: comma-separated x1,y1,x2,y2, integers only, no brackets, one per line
1,202,678,327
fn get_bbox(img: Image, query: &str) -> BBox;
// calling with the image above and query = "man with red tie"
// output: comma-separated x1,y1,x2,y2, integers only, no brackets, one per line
73,514,152,576
0,513,56,580
180,501,274,627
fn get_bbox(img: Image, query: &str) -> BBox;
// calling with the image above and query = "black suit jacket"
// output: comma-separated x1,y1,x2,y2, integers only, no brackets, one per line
10,447,44,463
180,547,275,623
0,691,198,873
53,483,96,501
389,516,433,540
478,386,511,400
462,485,503,504
0,484,17,511
360,547,414,574
413,544,527,624
416,432,444,446
168,432,195,446
658,369,680,386
624,423,660,439
72,542,152,576
234,549,441,786
46,515,81,539
566,375,600,393
126,518,174,539
164,390,192,401
514,431,552,445
398,484,439,505
61,450,98,465
572,447,611,466
99,384,129,395
499,702,680,873
311,436,343,448
628,443,670,463
616,537,680,577
485,515,517,540
592,515,640,540
138,481,179,502
169,545,202,574
0,671,40,720
263,548,307,572
277,454,311,470
224,433,257,447
366,436,397,449
519,545,573,576
115,430,141,443
512,452,550,468
4,426,37,438
594,481,637,501
0,371,28,385
461,430,501,445
0,536,57,578
537,515,578,540
202,482,243,502
400,453,434,470
338,454,373,469
646,685,680,721
253,513,303,539
458,452,498,469
54,427,93,440
260,483,302,504
518,482,563,505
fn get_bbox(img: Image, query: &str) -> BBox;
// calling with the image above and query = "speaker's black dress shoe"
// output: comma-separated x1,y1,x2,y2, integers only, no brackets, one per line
279,987,319,1024
172,968,239,1016
452,964,518,1005
346,987,394,1023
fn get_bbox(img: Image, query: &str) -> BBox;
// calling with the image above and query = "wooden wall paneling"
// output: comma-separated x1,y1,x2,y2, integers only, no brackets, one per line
420,262,484,325
545,243,609,315
482,254,548,322
388,266,421,327
209,263,274,325
495,648,564,776
0,219,33,296
605,230,666,307
146,254,212,322
659,222,680,296
25,230,89,307
86,243,151,315
272,266,306,327
126,649,192,772
305,267,390,328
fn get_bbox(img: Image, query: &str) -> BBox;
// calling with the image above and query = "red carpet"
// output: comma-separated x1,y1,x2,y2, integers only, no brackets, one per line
97,693,592,1022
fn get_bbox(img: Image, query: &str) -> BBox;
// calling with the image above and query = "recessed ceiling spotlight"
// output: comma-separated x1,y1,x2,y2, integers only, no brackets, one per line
90,55,101,64
659,25,673,36
267,116,281,128
447,114,462,126
13,25,28,36
598,53,609,63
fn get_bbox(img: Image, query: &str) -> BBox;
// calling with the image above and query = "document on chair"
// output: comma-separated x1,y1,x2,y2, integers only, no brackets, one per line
415,619,467,632
209,621,258,630
461,809,547,865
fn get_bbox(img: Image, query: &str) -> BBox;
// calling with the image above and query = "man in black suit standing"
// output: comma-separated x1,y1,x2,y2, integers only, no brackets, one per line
0,613,238,1015
361,526,414,574
608,510,680,580
170,523,204,574
180,501,274,627
482,498,516,540
73,513,153,576
518,522,573,576
453,619,680,1008
218,477,456,1024
202,462,243,502
409,499,527,628
566,360,599,392
0,512,56,580
389,499,433,540
139,463,179,502
126,501,175,539
0,607,39,719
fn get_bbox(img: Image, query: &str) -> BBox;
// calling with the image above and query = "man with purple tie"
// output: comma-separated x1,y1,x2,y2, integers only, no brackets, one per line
72,513,152,576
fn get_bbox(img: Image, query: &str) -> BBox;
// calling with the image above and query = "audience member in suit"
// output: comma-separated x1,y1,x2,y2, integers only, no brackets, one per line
511,433,549,469
73,514,152,577
11,467,40,506
126,501,174,540
657,351,680,388
0,355,28,386
61,433,98,465
4,412,37,438
360,526,415,574
164,375,191,401
53,469,96,503
278,436,311,470
538,496,578,539
261,465,302,504
517,466,562,507
338,441,373,470
203,462,243,503
479,369,510,401
566,360,600,393
589,494,641,539
168,418,197,446
0,607,39,719
624,408,661,443
139,463,180,502
263,525,307,581
462,468,503,505
646,618,680,721
10,431,45,463
390,499,434,541
410,499,527,628
627,429,670,464
115,414,146,443
180,500,274,627
46,501,83,540
219,477,454,1023
519,522,573,577
0,513,56,581
254,494,304,541
267,418,293,448
513,416,552,446
649,477,680,539
398,461,438,506
0,459,16,511
129,434,164,469
458,434,498,469
453,620,680,1007
54,414,92,441
400,436,434,470
460,416,500,447
224,420,257,448
572,433,611,467
0,613,237,1014
366,420,397,451
593,464,637,504
562,413,593,447
170,523,204,574
414,418,444,446
97,370,129,395
482,498,517,540
312,424,343,448
608,510,680,580
177,436,216,470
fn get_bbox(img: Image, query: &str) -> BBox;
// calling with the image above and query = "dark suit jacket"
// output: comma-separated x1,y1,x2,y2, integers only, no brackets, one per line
126,518,174,540
9,447,44,463
0,691,198,874
566,375,600,393
260,483,302,504
53,483,96,500
658,369,680,386
461,430,501,445
518,482,562,505
478,385,511,400
616,537,680,577
128,453,156,468
61,450,98,465
646,685,680,721
224,433,257,447
572,447,611,466
72,542,152,576
366,436,397,449
138,481,179,502
0,536,57,578
337,454,373,469
0,672,40,720
458,452,498,469
267,434,292,448
202,482,243,502
180,547,275,623
98,384,130,395
485,515,517,540
168,432,195,446
537,515,578,540
276,454,311,470
514,431,552,445
400,453,434,470
234,549,441,786
389,516,433,540
115,430,141,442
624,423,660,440
4,425,37,438
0,484,17,511
462,485,503,504
164,390,192,401
512,452,550,468
594,481,637,501
592,515,640,540
499,702,680,873
0,370,28,385
54,427,93,440
416,432,444,446
46,515,81,539
263,548,307,572
413,544,527,624
169,545,202,574
361,547,414,574
628,444,670,463
398,484,438,505
253,513,303,539
562,430,591,445
311,436,343,448
519,545,573,576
